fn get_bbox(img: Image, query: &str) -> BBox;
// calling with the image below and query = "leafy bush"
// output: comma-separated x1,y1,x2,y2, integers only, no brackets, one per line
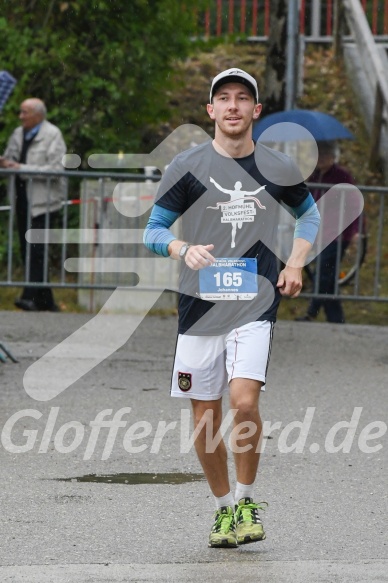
0,0,210,159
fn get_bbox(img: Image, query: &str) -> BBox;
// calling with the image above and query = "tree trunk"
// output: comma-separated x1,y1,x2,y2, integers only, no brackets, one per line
262,0,288,116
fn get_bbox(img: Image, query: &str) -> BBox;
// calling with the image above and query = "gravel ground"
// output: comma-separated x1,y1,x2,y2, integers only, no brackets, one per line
0,310,387,582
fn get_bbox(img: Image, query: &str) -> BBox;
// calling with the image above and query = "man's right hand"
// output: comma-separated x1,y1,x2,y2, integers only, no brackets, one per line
0,157,18,169
185,244,215,270
168,240,215,269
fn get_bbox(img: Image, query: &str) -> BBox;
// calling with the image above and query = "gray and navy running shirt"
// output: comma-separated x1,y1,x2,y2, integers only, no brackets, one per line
145,140,319,335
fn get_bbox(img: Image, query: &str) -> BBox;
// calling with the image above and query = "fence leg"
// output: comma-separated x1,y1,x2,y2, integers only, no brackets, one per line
333,0,344,58
369,82,384,172
0,342,19,363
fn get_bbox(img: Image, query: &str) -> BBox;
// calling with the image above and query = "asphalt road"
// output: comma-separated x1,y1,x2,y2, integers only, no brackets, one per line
0,309,387,582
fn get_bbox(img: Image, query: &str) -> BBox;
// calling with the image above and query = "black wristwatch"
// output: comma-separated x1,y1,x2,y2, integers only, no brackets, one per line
178,243,191,259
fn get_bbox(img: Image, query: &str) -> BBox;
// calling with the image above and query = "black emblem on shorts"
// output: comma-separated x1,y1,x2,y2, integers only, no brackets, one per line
178,372,192,392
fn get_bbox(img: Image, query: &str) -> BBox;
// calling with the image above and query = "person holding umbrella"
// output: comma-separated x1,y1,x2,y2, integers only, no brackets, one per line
253,110,362,323
296,140,361,323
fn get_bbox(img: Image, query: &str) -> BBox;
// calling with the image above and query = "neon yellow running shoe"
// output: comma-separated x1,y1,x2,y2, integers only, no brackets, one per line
235,498,268,544
208,506,238,548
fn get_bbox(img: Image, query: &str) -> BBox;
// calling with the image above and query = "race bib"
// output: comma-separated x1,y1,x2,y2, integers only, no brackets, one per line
199,258,258,301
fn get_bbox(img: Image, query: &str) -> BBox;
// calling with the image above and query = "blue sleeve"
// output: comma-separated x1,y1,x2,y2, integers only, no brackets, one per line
288,193,320,244
143,204,180,257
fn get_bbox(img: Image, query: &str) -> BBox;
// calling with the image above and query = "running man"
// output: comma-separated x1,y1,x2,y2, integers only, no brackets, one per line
144,68,320,547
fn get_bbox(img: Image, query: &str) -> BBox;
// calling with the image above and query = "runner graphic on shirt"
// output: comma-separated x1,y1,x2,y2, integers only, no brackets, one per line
208,177,267,248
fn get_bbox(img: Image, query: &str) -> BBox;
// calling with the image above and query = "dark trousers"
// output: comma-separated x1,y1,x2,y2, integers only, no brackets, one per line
307,240,349,324
16,191,57,310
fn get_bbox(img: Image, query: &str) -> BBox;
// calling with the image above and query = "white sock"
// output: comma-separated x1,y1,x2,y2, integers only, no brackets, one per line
214,492,235,510
235,481,255,503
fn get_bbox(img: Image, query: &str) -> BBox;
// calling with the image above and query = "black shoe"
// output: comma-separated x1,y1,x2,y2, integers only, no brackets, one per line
34,303,61,312
14,298,39,311
43,304,60,312
295,315,314,322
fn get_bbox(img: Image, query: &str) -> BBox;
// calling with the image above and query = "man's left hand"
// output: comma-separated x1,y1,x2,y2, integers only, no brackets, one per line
277,266,303,298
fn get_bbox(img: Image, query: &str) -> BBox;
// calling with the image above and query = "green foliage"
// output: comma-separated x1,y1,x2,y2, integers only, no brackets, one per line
0,0,210,160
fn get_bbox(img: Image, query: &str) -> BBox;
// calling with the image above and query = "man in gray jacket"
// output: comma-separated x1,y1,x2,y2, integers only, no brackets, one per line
0,98,66,311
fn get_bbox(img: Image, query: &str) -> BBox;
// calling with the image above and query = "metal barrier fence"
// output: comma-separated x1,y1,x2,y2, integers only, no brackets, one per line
196,0,388,41
0,168,387,312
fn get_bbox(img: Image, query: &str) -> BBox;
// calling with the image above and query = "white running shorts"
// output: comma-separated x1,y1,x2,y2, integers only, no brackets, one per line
171,320,274,400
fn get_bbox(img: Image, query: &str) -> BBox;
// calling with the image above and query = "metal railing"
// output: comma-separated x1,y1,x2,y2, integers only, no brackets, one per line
196,0,388,41
339,0,388,174
0,168,179,312
0,169,387,311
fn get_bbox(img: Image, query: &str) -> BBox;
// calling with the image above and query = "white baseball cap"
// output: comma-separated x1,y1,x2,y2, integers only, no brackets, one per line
210,68,259,103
